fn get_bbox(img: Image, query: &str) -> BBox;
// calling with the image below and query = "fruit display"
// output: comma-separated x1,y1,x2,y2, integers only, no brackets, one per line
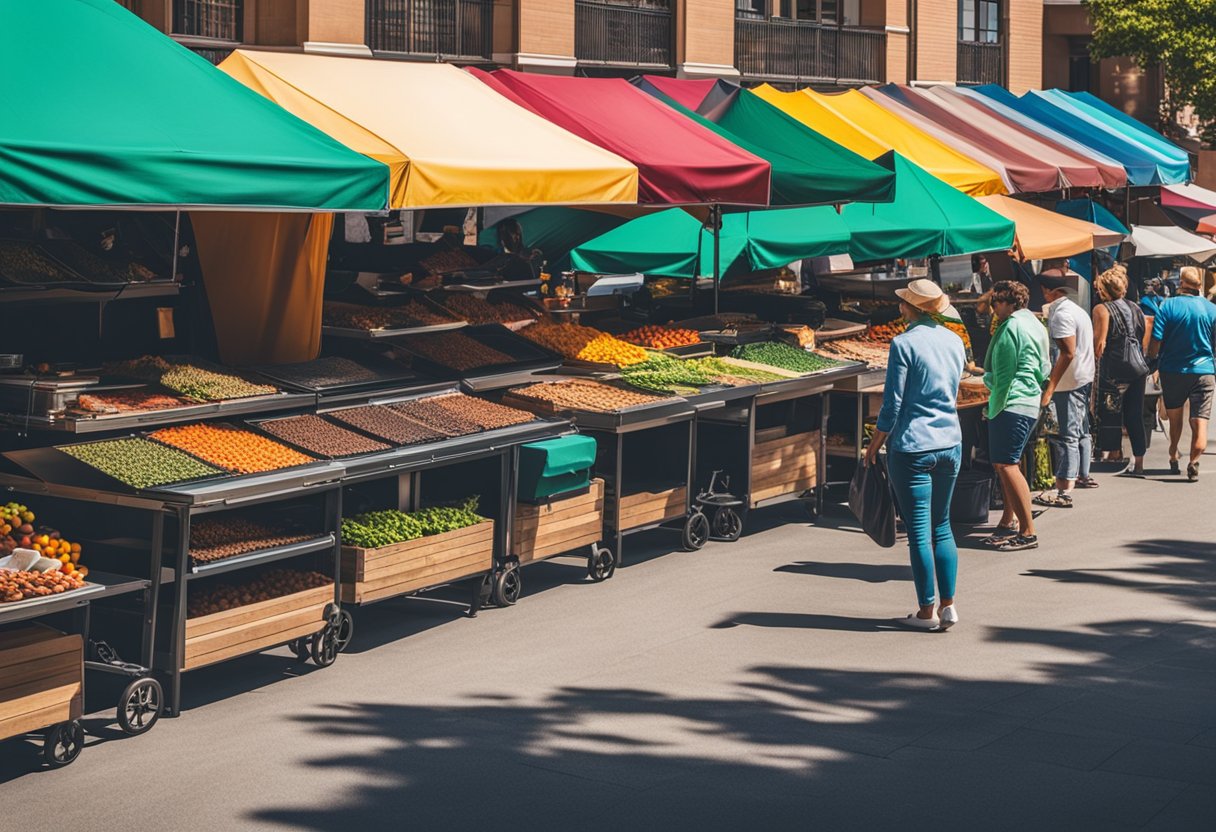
866,321,905,343
440,294,538,325
0,502,87,581
388,396,482,436
256,415,391,458
59,437,221,488
520,322,648,367
73,390,189,414
426,393,535,430
619,325,701,349
0,570,86,603
506,378,669,414
401,331,514,372
150,423,315,474
189,515,316,565
327,405,448,445
322,300,456,330
813,336,891,368
0,241,75,284
731,342,842,374
186,569,333,618
105,356,278,401
342,497,484,549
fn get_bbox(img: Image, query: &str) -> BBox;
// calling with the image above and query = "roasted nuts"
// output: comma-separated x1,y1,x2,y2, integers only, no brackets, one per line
257,414,390,458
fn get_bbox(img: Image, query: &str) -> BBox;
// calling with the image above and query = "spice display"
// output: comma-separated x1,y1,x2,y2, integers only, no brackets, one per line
342,497,483,549
186,569,333,618
74,390,188,414
189,516,315,564
815,337,891,367
257,415,390,458
150,423,314,474
0,241,76,284
731,342,842,374
620,325,701,349
0,570,86,603
507,378,667,414
520,322,648,366
428,393,535,429
440,294,538,325
389,397,482,436
257,357,384,389
322,300,456,330
328,405,448,445
1,502,87,581
59,437,221,488
104,355,278,401
402,331,514,372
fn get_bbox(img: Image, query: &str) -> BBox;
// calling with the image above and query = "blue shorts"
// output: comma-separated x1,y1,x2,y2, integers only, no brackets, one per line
988,409,1038,465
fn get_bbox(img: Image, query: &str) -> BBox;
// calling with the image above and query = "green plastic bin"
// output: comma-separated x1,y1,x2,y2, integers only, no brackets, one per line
518,435,597,502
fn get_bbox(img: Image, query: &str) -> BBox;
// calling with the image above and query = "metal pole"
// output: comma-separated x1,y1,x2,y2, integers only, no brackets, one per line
171,210,181,283
712,205,721,315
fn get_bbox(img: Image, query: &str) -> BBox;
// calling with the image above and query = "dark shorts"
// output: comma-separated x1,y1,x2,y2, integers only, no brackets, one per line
988,409,1038,465
1159,371,1214,420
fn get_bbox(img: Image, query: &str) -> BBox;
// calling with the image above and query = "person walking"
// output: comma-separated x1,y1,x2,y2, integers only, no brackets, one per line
1036,274,1096,507
865,279,965,631
982,280,1049,551
1092,266,1150,477
1147,266,1216,481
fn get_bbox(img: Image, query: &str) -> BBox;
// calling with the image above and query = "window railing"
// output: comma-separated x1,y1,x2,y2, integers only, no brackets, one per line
735,17,886,85
367,0,495,61
173,0,242,42
575,0,674,68
956,40,1004,85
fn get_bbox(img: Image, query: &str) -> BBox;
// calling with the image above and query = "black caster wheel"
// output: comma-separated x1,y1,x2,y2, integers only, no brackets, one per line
682,511,710,551
587,546,616,582
492,563,522,607
334,608,355,653
310,627,338,668
290,637,311,662
43,720,84,768
711,506,743,542
117,676,163,736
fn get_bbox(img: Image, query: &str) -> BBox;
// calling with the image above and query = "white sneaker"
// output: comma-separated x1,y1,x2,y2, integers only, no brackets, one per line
939,605,959,631
902,613,941,630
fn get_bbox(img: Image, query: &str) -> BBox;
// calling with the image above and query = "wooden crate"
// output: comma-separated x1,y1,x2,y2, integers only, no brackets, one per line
514,480,604,564
340,519,494,605
183,585,332,671
0,624,83,741
750,430,819,506
614,485,687,530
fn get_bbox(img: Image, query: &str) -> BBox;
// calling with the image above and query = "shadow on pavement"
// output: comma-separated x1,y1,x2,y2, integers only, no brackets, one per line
775,561,913,583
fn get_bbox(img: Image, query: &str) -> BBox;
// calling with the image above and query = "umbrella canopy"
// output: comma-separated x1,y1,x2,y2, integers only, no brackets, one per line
976,195,1126,260
1197,214,1216,236
1126,225,1216,262
1038,90,1190,173
1162,183,1216,213
0,0,387,210
634,81,896,206
1055,198,1129,279
752,85,1006,196
220,51,639,209
483,70,771,206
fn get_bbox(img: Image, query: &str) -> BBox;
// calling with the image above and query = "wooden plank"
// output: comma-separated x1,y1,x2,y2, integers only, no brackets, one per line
0,633,81,673
751,476,818,505
359,543,494,583
0,700,76,742
522,529,602,563
0,682,80,729
0,670,82,714
0,624,62,657
360,527,492,570
184,619,324,671
354,550,492,593
185,586,333,639
340,519,492,562
0,651,80,696
514,492,603,534
347,557,492,604
184,604,328,664
616,487,687,529
528,519,602,552
515,510,603,545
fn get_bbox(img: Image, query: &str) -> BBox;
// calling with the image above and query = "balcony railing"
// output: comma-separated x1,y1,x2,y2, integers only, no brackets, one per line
735,18,886,85
368,0,495,62
956,40,1005,85
575,0,673,68
173,0,242,42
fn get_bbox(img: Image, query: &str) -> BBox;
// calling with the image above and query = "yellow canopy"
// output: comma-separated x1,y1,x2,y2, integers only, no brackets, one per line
219,51,638,209
752,85,1006,197
976,195,1126,260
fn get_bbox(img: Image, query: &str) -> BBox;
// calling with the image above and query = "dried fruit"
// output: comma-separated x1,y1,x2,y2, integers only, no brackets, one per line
150,423,314,474
402,331,514,372
520,322,648,367
620,325,701,349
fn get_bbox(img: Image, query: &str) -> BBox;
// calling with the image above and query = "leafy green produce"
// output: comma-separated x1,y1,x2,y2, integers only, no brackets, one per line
1032,439,1054,491
619,353,716,393
696,357,784,383
731,342,841,374
342,497,484,549
59,437,221,489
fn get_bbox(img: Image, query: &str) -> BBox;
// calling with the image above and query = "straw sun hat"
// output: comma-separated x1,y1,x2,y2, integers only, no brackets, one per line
895,278,950,314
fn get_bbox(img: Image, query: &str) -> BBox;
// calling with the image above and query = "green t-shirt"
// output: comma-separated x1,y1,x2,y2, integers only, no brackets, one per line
983,309,1050,419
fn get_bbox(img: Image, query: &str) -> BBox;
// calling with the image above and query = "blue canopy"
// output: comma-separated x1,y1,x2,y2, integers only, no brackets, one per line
1055,198,1128,280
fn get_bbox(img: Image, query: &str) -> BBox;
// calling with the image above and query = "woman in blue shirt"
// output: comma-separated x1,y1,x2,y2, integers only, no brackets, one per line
865,280,966,631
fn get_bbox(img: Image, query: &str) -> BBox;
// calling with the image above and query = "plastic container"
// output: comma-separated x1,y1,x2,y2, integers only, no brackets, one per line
950,470,993,524
518,435,597,502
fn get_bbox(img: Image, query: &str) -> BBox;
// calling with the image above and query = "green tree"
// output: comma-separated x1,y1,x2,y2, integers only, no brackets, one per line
1084,0,1216,135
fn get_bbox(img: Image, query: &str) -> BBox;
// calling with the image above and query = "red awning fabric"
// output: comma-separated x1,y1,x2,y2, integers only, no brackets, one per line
483,70,772,205
635,75,719,111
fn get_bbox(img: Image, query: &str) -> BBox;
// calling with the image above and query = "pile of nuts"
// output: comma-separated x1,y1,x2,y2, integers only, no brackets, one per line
151,423,315,474
322,301,455,330
260,357,383,389
328,405,447,445
0,241,74,284
441,294,537,325
506,379,667,414
402,331,513,372
189,516,315,564
186,569,332,618
258,415,390,458
390,397,483,436
1,570,86,603
59,437,221,488
427,393,535,430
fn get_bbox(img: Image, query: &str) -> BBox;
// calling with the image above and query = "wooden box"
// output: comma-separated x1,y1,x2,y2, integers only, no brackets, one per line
340,519,494,604
183,585,332,671
514,480,604,563
750,430,820,506
614,485,687,530
0,625,83,740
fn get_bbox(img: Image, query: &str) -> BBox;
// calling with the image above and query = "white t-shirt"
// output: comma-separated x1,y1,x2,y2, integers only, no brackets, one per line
1047,296,1095,391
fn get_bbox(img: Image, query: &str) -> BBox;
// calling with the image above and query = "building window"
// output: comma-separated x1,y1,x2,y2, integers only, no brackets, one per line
957,0,1003,84
173,0,242,42
574,0,674,68
367,0,495,61
958,0,999,44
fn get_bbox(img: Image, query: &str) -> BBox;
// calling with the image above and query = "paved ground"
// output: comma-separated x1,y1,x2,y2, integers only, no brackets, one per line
2,438,1214,831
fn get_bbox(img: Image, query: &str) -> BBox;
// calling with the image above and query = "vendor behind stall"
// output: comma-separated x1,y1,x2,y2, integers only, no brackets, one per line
488,217,543,282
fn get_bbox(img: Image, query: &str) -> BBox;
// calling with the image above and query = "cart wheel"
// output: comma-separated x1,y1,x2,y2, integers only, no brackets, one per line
681,511,710,551
711,506,743,542
804,499,819,521
117,676,163,736
290,637,311,662
492,564,522,607
43,720,84,768
334,608,355,653
310,627,338,668
587,546,617,582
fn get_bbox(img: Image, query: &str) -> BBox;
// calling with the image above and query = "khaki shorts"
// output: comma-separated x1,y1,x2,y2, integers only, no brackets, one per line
1159,371,1215,420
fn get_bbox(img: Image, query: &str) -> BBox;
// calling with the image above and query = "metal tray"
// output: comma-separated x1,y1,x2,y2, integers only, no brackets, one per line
394,324,563,381
251,354,418,395
0,581,106,624
755,361,870,399
503,383,694,432
322,297,467,340
244,414,396,461
41,389,316,434
4,437,228,497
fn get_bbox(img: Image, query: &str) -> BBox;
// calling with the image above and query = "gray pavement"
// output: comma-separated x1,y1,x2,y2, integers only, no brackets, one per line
2,439,1214,831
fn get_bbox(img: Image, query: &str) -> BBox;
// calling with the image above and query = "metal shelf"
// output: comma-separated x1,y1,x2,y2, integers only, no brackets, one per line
188,533,337,579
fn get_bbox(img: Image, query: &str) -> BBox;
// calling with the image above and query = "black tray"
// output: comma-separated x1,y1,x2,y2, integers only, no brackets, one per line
251,354,418,395
393,324,562,380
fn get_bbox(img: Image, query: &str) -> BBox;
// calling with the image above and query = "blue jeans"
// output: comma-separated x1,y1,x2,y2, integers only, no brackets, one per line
886,446,962,607
1051,384,1092,481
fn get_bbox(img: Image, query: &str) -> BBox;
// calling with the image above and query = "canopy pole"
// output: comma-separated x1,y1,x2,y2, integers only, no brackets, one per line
171,210,181,283
712,204,721,315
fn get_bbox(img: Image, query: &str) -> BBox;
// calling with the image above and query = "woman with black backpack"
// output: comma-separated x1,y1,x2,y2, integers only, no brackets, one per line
1092,265,1151,477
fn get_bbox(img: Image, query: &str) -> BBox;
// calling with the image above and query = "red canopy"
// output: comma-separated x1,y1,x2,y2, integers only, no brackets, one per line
483,70,771,205
636,75,719,111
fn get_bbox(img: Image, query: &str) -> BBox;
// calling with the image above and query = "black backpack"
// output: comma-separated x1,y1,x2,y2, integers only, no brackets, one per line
1103,299,1149,383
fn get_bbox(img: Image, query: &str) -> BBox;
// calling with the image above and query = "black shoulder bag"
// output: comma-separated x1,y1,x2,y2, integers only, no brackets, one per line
1103,300,1150,383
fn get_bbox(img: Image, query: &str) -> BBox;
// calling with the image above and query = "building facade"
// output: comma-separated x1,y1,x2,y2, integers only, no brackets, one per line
120,0,1043,91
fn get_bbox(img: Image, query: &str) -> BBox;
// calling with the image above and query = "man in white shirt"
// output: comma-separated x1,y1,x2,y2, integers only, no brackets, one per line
1038,274,1096,507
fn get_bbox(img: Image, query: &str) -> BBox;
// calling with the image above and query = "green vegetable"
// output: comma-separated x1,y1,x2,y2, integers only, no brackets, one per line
695,357,784,383
59,437,220,489
619,353,718,393
1032,439,1054,491
342,496,484,549
731,342,841,374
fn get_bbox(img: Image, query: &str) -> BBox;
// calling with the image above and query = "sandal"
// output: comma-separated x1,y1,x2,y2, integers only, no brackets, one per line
982,525,1019,546
1075,477,1100,489
1033,492,1073,509
997,534,1039,551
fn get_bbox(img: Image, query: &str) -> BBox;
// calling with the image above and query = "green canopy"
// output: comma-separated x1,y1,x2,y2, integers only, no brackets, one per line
0,0,388,210
479,208,629,270
639,86,896,207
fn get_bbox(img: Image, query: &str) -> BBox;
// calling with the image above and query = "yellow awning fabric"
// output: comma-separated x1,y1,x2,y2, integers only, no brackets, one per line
752,85,1006,197
219,51,638,209
976,195,1126,260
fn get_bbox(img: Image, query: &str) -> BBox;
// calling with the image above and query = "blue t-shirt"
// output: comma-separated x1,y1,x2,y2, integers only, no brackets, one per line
1151,294,1216,375
876,320,965,453
1139,293,1165,318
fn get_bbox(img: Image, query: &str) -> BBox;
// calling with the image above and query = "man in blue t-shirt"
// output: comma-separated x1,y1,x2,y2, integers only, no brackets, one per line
1147,267,1216,481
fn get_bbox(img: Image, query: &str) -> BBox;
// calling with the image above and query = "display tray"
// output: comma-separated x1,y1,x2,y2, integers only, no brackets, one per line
40,239,165,288
189,534,337,577
825,363,886,392
322,297,466,339
340,519,494,605
37,389,316,434
0,239,90,288
393,324,562,381
244,415,395,461
251,355,419,395
0,581,105,621
698,323,777,347
501,380,693,432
